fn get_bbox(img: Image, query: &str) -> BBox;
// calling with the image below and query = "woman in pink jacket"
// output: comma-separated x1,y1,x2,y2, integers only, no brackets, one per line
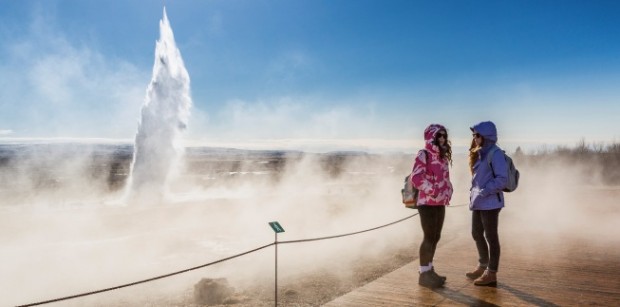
410,124,454,288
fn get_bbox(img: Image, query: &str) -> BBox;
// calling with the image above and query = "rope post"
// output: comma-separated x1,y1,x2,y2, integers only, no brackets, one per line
275,232,278,307
268,221,285,307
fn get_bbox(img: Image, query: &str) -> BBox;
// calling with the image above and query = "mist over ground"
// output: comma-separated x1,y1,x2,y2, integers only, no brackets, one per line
0,142,618,306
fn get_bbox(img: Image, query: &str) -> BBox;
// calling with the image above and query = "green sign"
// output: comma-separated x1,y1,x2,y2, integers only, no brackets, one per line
268,221,285,233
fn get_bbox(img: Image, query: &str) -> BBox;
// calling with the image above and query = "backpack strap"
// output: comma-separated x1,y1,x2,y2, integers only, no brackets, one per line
487,147,499,178
486,147,502,201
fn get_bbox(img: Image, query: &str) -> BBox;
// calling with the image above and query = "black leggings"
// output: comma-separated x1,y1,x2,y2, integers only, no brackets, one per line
418,205,445,266
471,208,501,272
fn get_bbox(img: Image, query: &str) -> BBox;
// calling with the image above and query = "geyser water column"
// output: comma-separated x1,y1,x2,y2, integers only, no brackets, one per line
126,7,192,204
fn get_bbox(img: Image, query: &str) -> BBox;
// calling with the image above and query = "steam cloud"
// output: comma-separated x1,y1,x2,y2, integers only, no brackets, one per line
1,142,619,306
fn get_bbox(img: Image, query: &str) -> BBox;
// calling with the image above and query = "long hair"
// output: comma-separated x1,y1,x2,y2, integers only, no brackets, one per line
434,130,453,166
468,137,483,174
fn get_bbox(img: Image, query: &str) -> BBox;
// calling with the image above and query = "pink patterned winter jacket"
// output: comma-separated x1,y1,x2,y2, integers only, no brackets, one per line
410,124,453,206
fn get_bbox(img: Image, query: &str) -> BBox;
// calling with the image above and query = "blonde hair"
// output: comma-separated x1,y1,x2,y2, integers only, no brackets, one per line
468,138,482,174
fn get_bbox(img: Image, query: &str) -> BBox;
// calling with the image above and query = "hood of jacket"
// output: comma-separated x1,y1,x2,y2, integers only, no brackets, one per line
424,123,446,154
471,121,497,145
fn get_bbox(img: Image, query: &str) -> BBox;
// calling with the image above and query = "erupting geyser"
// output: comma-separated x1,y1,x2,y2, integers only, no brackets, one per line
126,7,192,204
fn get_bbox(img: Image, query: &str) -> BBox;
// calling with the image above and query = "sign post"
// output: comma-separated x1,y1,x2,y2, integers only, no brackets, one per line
268,222,285,307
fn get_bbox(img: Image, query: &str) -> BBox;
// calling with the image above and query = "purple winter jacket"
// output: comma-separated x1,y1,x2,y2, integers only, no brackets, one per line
470,121,508,211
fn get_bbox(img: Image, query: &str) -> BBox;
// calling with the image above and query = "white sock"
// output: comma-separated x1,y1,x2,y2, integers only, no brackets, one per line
419,265,432,273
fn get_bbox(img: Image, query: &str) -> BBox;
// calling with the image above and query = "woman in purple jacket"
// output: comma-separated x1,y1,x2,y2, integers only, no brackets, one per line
466,121,508,287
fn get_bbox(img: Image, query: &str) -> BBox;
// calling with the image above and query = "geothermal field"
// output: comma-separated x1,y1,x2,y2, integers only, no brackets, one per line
2,6,619,307
0,143,426,306
2,143,620,306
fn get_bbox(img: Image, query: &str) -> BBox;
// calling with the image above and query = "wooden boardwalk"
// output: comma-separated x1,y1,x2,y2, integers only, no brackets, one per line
324,221,620,306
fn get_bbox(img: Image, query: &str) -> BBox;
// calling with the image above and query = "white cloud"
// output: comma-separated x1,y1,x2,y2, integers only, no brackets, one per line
0,9,147,138
184,96,421,152
214,97,376,138
0,130,13,135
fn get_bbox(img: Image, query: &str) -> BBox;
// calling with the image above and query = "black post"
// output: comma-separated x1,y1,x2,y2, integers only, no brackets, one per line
275,232,278,307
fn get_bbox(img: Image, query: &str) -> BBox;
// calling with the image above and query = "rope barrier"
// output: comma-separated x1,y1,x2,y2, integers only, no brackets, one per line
16,242,275,307
16,203,468,307
279,203,468,245
279,212,419,244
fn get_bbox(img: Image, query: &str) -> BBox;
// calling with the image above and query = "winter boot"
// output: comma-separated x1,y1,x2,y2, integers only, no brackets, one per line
431,267,447,282
419,270,445,288
465,266,486,280
474,270,497,287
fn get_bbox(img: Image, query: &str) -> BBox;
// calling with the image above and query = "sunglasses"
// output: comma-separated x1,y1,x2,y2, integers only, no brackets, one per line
436,132,448,139
472,133,482,138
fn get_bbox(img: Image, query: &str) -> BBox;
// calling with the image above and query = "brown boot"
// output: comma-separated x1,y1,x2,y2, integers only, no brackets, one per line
474,270,497,287
465,266,486,280
419,270,445,288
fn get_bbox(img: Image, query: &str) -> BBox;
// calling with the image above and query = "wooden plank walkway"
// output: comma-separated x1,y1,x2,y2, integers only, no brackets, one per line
324,223,620,306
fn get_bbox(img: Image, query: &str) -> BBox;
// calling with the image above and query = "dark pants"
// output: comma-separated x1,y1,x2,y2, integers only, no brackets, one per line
418,205,445,266
471,208,501,272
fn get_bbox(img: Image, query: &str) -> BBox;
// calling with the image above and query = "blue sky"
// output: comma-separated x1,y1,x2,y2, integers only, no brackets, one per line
1,0,619,152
